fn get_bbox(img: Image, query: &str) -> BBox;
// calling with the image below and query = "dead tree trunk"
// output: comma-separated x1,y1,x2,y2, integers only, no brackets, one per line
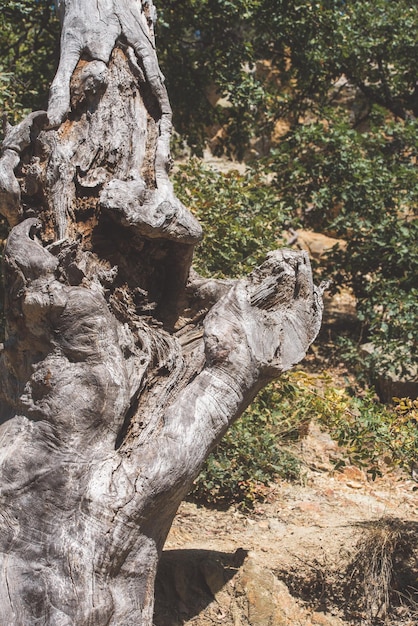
0,2,325,624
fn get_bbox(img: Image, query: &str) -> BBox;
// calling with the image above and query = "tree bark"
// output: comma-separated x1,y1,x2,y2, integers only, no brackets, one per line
0,2,326,624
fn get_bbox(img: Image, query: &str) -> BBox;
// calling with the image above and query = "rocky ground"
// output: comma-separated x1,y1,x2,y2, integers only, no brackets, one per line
155,157,417,625
154,422,418,626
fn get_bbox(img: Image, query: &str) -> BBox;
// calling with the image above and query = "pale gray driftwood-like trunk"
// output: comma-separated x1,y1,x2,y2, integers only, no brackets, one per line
0,2,326,624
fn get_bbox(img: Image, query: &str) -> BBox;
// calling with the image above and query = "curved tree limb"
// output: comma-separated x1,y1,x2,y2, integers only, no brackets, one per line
0,2,326,624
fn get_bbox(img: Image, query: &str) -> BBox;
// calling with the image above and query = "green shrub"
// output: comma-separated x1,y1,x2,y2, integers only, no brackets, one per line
174,158,290,278
0,0,59,126
158,1,418,156
266,112,417,381
284,371,418,479
191,372,418,509
190,383,303,510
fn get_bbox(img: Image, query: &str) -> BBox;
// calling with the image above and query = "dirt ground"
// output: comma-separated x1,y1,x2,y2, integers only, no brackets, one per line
152,174,417,625
154,423,418,626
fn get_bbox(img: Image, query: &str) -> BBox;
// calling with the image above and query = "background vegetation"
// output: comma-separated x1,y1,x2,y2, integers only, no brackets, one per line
0,0,58,120
0,0,417,506
191,372,418,509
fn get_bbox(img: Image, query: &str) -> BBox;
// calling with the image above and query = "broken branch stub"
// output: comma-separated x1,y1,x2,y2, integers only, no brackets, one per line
0,1,325,624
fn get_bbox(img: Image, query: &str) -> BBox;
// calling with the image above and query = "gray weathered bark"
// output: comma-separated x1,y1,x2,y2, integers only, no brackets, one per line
0,2,326,624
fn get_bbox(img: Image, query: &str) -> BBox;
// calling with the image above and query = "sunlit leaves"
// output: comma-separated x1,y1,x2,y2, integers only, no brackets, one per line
174,158,289,277
191,371,418,507
0,0,59,125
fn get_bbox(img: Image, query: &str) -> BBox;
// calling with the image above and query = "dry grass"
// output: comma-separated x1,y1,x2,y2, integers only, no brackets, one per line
347,518,412,622
276,517,418,625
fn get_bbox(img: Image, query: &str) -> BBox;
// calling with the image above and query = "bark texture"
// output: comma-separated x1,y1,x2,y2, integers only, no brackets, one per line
0,2,326,624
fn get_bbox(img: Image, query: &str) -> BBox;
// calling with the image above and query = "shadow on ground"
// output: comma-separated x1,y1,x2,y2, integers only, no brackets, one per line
276,518,418,625
154,547,247,626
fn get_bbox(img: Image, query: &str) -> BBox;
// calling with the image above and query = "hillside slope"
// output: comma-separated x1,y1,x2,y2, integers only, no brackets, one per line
155,424,417,626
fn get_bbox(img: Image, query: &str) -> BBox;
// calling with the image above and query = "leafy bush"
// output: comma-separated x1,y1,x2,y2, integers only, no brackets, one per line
286,372,418,479
191,372,418,508
268,112,418,380
158,1,418,155
173,159,290,277
0,0,59,127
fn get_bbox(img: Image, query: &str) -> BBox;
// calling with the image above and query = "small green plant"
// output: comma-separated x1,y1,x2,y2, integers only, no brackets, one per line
285,371,418,479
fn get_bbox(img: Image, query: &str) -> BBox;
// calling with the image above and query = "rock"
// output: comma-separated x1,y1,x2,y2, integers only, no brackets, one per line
311,613,345,626
293,230,346,261
336,465,366,483
268,519,288,534
322,288,357,328
346,480,363,490
377,374,418,404
238,556,345,626
286,230,357,329
155,550,346,626
200,556,226,596
239,556,305,626
294,502,322,514
300,421,341,472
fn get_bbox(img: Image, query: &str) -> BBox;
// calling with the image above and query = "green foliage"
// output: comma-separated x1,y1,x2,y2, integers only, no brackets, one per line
158,0,271,157
268,112,418,379
1,0,417,152
284,372,418,479
190,383,302,510
335,1,418,118
0,0,59,125
192,372,418,509
173,159,289,277
158,0,418,155
164,2,417,381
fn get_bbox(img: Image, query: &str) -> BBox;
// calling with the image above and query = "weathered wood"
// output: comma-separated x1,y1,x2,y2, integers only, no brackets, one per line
0,2,326,624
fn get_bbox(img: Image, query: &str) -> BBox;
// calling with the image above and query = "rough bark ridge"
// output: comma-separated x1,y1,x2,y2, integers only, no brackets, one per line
0,2,326,624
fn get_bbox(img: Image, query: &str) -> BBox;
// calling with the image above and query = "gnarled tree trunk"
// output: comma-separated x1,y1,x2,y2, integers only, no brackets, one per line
0,2,325,624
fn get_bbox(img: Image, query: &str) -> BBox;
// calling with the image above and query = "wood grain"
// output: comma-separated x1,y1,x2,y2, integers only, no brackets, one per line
0,2,325,623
